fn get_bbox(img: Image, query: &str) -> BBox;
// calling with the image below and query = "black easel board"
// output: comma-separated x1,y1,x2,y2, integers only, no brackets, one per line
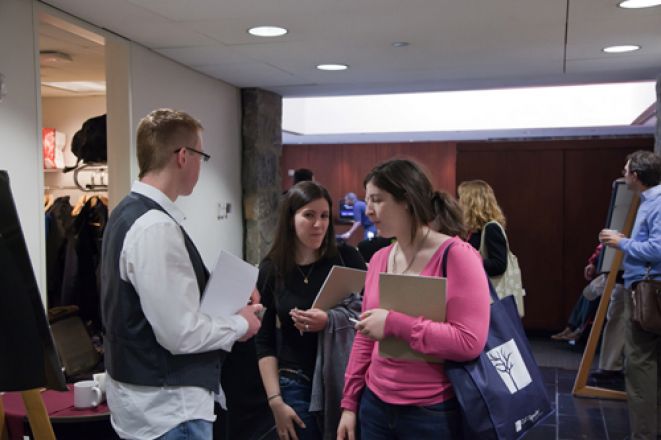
0,170,65,392
596,178,635,273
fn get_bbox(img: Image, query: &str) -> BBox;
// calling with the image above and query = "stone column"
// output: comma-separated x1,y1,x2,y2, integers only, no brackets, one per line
656,75,661,154
242,88,282,264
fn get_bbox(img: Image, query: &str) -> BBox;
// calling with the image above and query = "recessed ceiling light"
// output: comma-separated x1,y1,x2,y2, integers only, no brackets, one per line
247,26,288,37
392,41,410,48
41,81,106,93
39,50,73,65
316,64,348,71
618,0,661,8
603,45,641,53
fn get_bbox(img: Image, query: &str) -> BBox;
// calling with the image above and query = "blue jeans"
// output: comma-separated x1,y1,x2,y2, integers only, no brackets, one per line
156,419,212,440
358,387,461,440
279,373,322,440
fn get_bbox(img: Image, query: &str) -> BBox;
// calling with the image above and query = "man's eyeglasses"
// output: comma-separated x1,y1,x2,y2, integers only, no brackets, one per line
175,146,211,162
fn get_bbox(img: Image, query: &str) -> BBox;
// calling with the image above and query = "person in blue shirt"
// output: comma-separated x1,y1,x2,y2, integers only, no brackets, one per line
339,192,377,241
600,150,661,440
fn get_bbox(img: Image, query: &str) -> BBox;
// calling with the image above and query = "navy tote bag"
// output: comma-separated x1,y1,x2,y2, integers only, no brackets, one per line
442,244,553,439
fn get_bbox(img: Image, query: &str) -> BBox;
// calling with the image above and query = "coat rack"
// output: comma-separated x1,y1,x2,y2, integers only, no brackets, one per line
73,163,108,192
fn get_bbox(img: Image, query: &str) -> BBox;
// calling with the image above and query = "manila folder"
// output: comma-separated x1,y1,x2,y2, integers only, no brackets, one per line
378,273,446,363
311,266,366,311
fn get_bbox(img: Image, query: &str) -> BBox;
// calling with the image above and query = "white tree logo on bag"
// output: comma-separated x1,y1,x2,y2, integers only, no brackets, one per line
487,339,532,393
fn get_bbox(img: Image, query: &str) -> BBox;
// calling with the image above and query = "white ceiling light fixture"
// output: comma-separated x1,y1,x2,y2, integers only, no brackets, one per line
42,81,106,93
392,41,410,47
618,0,661,8
603,44,641,53
316,64,349,71
39,50,73,65
247,26,288,37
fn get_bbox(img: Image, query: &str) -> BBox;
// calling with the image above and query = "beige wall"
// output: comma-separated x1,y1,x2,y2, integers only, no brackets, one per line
128,44,244,263
1,1,244,307
0,0,46,301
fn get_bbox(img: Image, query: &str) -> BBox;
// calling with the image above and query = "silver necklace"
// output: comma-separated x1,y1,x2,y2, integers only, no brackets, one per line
393,228,431,274
297,263,315,284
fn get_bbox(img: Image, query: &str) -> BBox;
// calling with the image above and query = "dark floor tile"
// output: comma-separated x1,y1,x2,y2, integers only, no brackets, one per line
558,376,577,394
537,409,557,427
540,366,557,385
523,423,556,440
524,339,632,440
557,369,580,380
558,414,607,439
605,431,630,440
545,382,557,398
558,393,602,418
598,398,628,411
601,403,630,435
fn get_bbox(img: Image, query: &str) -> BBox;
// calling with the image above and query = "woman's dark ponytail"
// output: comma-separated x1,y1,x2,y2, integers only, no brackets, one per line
430,191,466,238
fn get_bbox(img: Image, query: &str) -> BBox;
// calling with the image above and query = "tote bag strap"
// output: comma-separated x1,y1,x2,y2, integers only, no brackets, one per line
443,239,499,304
441,241,455,277
479,220,510,256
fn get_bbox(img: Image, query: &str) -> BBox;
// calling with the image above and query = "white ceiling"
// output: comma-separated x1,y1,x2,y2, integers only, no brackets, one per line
39,14,105,97
39,0,661,98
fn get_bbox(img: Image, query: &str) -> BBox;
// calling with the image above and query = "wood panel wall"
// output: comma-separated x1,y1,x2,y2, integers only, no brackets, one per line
281,142,457,246
456,138,653,331
282,136,653,331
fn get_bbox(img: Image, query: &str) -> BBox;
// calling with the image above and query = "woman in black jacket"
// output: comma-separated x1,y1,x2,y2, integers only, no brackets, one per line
255,181,366,440
457,179,508,277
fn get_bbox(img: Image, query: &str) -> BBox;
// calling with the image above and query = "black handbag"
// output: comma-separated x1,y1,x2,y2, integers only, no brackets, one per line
632,267,661,335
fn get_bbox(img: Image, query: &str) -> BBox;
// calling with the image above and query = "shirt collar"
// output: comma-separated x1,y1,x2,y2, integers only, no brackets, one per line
131,181,186,223
640,184,661,202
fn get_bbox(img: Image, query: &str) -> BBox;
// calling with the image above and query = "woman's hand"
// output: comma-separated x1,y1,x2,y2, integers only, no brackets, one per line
249,287,261,305
355,308,389,340
270,398,306,440
336,410,357,440
290,308,328,333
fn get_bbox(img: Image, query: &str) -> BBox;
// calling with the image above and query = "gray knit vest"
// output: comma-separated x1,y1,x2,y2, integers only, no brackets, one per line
101,192,225,392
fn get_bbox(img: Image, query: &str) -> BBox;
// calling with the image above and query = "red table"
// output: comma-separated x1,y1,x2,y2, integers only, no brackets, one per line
1,384,109,440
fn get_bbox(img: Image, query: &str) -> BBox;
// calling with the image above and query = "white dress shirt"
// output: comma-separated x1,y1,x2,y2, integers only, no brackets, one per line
106,181,248,440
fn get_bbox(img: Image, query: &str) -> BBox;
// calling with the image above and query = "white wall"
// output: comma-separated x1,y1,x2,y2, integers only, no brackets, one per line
128,44,243,264
1,1,244,299
0,0,46,301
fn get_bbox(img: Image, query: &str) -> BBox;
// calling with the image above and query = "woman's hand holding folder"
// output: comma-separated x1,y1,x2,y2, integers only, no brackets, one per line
354,309,388,340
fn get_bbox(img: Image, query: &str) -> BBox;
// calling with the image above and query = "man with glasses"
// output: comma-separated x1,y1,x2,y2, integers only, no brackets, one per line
600,150,661,440
100,108,263,440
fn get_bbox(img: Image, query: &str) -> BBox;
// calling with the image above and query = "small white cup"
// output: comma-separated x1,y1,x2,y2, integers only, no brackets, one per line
92,372,107,394
74,380,102,409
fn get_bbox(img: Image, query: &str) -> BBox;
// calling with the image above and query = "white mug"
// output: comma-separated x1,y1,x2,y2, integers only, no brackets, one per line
92,372,107,394
74,380,102,409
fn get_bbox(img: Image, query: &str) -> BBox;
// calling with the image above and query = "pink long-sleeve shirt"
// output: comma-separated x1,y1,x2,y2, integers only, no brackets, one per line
340,237,490,411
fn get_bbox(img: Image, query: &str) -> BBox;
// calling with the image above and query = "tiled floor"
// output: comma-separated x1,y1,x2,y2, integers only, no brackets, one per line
16,336,632,440
523,367,630,440
525,336,631,440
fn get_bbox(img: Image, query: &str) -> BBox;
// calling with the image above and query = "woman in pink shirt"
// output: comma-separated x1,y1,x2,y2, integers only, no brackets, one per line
337,159,490,440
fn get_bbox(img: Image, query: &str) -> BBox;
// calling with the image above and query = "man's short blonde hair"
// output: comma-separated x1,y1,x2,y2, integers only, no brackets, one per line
136,109,203,178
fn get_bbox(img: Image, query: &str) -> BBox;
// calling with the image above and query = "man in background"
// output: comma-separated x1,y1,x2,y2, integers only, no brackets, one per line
600,150,661,440
101,108,262,440
339,192,377,241
293,168,314,184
